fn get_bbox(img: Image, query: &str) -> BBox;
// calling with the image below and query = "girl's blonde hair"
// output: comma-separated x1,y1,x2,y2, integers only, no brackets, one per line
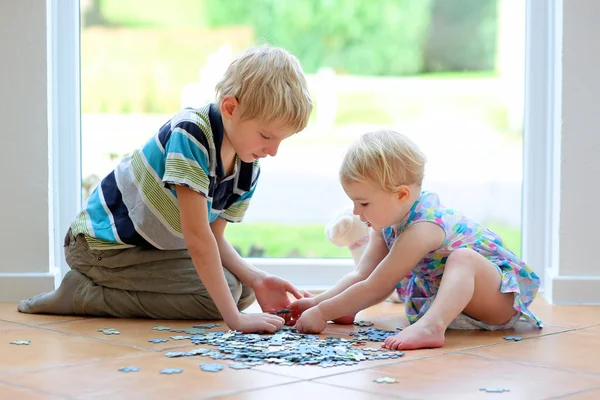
340,130,427,192
215,44,313,133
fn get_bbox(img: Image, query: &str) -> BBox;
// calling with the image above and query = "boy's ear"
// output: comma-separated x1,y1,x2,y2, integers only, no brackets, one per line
221,96,239,119
395,185,411,201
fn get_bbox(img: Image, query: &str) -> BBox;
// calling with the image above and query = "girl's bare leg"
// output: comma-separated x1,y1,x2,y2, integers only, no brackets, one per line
383,248,516,350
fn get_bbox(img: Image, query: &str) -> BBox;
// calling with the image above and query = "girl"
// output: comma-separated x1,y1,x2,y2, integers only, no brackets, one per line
290,130,542,350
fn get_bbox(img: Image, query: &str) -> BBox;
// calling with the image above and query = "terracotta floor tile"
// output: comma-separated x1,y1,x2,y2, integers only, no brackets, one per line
214,381,393,400
529,297,600,328
464,326,600,375
3,352,298,400
43,317,227,351
0,382,66,400
315,353,600,399
0,327,147,376
0,303,88,326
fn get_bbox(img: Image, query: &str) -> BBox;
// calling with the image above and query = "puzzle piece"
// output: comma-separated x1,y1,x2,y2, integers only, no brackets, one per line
192,323,221,329
229,364,252,370
503,336,523,341
480,387,510,393
200,363,225,372
97,328,120,335
353,320,374,327
9,340,30,345
160,368,183,374
148,339,169,343
165,352,187,358
374,377,398,384
118,366,140,373
273,308,292,315
152,326,170,331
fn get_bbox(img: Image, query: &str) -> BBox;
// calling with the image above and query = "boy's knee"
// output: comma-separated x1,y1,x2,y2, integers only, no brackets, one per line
237,284,255,312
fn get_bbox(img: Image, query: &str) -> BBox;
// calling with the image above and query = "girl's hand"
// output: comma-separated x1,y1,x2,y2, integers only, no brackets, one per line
294,306,327,334
287,292,316,325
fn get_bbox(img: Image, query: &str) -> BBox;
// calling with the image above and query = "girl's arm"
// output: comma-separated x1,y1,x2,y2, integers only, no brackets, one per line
313,229,390,303
317,222,445,321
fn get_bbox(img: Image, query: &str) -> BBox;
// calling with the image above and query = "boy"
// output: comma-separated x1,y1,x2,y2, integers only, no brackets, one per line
18,45,313,334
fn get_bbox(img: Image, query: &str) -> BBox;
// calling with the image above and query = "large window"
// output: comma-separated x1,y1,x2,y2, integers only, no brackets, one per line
80,0,526,261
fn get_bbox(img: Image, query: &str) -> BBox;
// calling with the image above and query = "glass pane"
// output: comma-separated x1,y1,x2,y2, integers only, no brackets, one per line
80,0,524,259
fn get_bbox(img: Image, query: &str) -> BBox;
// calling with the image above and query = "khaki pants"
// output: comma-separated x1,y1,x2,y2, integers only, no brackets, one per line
64,230,255,319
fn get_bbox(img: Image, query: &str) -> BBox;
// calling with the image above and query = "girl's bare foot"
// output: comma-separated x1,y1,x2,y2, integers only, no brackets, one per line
383,319,445,350
17,270,83,315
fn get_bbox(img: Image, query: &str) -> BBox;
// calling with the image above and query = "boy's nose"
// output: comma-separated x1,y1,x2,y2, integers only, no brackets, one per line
266,144,279,157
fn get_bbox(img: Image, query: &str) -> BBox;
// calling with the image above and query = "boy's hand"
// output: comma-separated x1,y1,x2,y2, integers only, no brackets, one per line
286,293,317,325
228,312,285,333
294,306,327,334
252,274,302,317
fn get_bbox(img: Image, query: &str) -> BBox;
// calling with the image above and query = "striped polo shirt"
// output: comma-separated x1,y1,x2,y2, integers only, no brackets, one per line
71,104,260,250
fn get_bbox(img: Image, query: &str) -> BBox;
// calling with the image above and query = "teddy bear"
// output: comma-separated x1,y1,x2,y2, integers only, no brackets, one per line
324,207,408,303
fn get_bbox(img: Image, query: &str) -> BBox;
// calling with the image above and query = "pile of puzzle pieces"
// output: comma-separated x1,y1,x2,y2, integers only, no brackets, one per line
153,324,405,369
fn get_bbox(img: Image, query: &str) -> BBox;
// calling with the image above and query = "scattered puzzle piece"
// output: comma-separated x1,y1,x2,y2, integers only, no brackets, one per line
353,320,374,327
148,339,168,343
480,387,510,393
503,336,523,341
229,364,252,370
273,308,292,315
97,328,120,335
152,326,170,331
118,366,140,373
192,323,221,329
165,352,187,358
374,377,398,384
200,363,225,372
9,340,30,345
160,368,183,374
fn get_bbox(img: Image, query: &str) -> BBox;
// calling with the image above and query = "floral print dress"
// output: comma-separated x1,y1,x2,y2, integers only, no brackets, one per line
386,191,542,328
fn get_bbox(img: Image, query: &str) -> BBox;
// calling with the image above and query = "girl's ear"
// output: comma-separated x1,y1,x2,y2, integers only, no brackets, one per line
221,96,239,119
395,185,411,201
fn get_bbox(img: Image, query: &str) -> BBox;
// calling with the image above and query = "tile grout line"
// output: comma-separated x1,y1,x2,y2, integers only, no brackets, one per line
0,378,76,400
457,352,600,378
198,379,407,400
0,351,154,379
545,385,600,400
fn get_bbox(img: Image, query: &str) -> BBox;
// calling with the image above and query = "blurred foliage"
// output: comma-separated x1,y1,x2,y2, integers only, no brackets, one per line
202,0,433,76
423,0,498,72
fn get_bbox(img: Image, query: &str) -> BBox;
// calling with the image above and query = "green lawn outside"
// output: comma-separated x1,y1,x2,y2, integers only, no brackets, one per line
224,221,521,259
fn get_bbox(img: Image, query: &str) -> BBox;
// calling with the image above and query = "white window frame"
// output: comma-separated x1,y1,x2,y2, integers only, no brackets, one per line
53,1,557,290
49,0,81,281
521,0,561,290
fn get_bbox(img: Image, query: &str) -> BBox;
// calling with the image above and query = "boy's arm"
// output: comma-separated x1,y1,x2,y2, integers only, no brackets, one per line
317,222,445,321
177,186,283,332
210,217,302,312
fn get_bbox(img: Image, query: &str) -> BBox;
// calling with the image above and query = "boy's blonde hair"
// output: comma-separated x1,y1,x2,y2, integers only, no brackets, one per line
340,130,426,192
215,45,313,133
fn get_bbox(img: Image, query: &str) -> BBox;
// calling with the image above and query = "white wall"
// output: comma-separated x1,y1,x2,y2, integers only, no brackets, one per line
543,0,600,304
0,1,56,300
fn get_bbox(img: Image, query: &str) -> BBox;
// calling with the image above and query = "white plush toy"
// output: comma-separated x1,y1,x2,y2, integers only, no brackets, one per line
325,207,405,303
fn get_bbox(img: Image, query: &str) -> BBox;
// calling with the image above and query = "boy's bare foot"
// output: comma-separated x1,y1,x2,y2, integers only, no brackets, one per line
382,319,445,350
17,270,83,315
